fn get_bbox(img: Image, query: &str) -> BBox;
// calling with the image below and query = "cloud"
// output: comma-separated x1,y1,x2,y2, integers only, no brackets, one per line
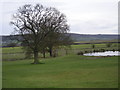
0,0,118,35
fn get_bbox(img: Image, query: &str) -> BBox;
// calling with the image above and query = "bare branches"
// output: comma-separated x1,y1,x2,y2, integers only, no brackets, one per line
11,4,71,63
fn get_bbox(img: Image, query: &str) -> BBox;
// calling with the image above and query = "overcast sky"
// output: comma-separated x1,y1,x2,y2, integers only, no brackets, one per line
0,0,119,35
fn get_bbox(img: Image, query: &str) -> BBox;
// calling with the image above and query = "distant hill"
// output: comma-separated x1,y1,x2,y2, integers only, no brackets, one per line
0,33,119,46
68,33,119,42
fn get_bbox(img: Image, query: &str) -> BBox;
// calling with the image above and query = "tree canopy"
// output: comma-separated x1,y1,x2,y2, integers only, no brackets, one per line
11,4,72,64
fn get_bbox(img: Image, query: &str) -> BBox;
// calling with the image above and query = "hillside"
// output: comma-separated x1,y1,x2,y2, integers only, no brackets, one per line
0,33,119,46
69,33,119,42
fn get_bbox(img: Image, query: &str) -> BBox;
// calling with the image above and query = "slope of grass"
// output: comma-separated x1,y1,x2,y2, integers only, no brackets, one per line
2,55,118,88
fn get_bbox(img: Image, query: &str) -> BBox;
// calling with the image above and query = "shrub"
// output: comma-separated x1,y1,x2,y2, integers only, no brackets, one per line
100,49,105,52
106,43,112,48
77,51,83,55
91,44,95,49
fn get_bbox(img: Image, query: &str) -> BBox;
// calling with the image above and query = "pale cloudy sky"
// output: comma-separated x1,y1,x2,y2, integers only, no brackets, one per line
0,0,119,35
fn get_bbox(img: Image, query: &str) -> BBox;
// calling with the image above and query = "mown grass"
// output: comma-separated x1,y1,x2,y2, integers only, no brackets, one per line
2,47,23,54
2,55,118,88
71,44,105,49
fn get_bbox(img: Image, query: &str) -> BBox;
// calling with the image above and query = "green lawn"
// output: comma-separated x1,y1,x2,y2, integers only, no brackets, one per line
2,55,118,88
2,43,119,61
2,47,23,54
71,44,105,49
2,43,119,53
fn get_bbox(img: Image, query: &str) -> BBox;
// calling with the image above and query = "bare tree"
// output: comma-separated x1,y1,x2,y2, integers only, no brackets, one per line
41,7,71,57
11,4,70,64
46,33,73,57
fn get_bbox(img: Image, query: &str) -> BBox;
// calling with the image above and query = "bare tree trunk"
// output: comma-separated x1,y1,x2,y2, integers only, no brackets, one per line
43,50,46,58
49,47,53,57
65,49,68,55
33,50,39,64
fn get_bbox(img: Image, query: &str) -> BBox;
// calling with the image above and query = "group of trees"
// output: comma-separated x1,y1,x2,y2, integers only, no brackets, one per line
11,4,72,64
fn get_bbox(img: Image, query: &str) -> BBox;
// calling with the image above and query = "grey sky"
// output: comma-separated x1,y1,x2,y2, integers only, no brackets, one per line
0,0,118,35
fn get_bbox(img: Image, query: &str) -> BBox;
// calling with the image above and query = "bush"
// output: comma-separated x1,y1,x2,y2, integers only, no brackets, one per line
112,49,115,52
93,49,99,52
77,51,83,55
100,49,105,52
91,44,95,49
85,51,89,53
106,43,112,48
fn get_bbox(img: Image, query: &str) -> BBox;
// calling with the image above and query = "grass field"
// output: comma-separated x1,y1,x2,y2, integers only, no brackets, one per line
3,55,118,88
2,43,119,61
2,43,119,53
2,43,119,88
